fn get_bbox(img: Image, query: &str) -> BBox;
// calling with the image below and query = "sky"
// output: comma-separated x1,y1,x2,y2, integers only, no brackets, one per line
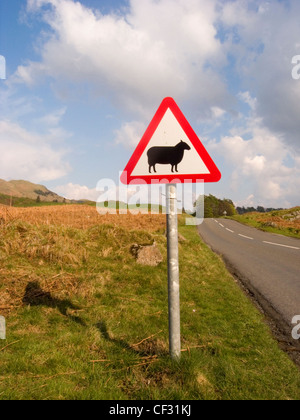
0,0,300,208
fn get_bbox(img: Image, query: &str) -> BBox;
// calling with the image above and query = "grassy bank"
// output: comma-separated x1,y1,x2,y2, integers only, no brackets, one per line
0,209,300,400
230,208,300,239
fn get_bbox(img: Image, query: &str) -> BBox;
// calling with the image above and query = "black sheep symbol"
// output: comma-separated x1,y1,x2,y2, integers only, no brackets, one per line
147,140,191,173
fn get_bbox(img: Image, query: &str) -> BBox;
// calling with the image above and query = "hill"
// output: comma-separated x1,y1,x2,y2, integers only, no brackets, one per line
231,207,300,238
0,206,300,400
0,179,67,204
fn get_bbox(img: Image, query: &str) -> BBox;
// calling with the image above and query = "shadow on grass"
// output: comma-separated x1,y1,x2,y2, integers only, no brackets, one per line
23,281,86,326
96,321,168,357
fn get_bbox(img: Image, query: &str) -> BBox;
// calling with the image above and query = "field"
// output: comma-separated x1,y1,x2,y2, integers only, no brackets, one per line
0,204,166,231
0,205,300,400
231,207,300,239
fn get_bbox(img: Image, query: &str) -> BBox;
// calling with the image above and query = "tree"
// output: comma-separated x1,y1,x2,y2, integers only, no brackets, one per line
195,194,237,218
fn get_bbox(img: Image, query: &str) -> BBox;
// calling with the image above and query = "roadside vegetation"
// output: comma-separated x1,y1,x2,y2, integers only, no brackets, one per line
230,207,300,239
194,195,236,218
0,205,300,400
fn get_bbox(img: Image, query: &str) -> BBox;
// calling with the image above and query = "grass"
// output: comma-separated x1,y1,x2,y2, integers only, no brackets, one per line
0,193,97,208
0,207,300,400
0,193,67,208
0,205,166,231
230,207,300,239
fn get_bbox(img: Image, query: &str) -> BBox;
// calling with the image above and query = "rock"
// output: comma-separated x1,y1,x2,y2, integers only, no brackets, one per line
262,222,278,228
131,243,163,266
283,211,300,221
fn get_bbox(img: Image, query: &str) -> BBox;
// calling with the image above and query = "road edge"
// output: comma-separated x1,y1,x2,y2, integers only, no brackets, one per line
227,216,300,242
198,231,300,369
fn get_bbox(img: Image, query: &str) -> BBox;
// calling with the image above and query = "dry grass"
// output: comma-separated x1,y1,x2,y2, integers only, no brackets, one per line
255,214,300,231
233,207,300,238
0,267,82,315
0,204,165,232
0,205,165,317
1,207,300,400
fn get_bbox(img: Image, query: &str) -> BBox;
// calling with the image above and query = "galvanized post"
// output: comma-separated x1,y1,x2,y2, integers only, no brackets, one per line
166,183,181,360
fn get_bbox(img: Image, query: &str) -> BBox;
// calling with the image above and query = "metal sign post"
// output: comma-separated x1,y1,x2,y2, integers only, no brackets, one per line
166,183,181,360
0,316,6,340
121,97,221,361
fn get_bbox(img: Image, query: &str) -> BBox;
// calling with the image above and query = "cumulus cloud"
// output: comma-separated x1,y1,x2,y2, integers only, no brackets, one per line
114,120,146,148
210,85,300,207
54,181,143,204
17,0,231,117
18,0,300,147
214,123,300,207
8,0,300,206
0,120,70,182
210,106,226,119
54,182,99,201
220,0,300,152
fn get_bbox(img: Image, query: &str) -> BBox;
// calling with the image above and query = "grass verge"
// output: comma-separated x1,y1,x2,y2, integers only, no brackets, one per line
0,214,300,400
230,208,300,239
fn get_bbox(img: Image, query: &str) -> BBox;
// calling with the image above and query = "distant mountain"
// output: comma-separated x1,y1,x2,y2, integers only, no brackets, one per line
0,179,167,211
0,179,67,203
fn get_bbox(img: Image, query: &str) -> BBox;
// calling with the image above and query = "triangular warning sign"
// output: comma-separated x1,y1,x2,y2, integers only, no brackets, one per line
120,97,221,184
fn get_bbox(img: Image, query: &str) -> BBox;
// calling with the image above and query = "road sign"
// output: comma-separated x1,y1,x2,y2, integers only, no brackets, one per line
121,97,221,185
120,98,221,360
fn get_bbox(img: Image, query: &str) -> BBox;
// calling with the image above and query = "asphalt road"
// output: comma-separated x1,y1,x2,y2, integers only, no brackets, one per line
197,219,300,327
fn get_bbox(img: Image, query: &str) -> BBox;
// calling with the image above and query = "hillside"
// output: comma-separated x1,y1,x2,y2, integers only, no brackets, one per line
0,206,300,400
231,207,300,238
0,179,67,203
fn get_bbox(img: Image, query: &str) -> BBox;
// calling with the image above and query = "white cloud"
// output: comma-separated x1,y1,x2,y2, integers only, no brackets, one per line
6,0,300,208
211,106,226,119
54,182,99,201
114,121,146,148
216,122,300,207
17,0,231,117
0,120,70,182
243,155,266,176
220,0,300,152
238,91,257,111
19,0,300,148
54,181,144,204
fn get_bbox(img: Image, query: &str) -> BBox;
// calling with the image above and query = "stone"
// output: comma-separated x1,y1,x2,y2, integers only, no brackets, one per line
131,243,163,266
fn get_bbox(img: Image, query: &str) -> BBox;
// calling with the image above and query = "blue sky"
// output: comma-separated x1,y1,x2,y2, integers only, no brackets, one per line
0,0,300,208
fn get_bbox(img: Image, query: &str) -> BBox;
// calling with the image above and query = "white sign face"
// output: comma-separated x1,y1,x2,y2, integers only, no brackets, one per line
121,97,221,185
131,108,210,177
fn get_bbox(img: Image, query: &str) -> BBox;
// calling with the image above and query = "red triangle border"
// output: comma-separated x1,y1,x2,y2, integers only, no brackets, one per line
120,97,221,184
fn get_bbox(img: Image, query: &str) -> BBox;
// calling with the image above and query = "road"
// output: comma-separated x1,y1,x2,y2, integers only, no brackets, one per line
197,219,300,327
